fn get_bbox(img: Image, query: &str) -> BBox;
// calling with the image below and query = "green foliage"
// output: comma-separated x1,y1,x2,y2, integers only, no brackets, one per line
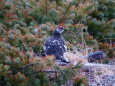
0,0,115,85
0,44,82,86
88,0,115,39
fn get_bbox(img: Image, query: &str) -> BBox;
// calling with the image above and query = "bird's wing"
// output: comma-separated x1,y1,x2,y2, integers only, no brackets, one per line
44,38,56,55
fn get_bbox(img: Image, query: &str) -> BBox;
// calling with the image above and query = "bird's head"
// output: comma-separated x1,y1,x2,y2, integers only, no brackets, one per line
55,26,65,33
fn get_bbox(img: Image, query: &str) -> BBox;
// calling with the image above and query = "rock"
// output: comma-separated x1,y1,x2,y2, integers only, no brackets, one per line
87,51,106,62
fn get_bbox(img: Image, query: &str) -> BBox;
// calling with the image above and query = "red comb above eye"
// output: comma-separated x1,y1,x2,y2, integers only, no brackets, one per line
57,23,65,29
59,23,64,27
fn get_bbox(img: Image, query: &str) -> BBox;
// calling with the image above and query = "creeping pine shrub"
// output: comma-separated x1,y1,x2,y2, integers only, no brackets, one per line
0,42,83,86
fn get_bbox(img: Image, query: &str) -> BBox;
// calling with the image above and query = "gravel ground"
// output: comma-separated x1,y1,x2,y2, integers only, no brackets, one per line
58,62,115,86
81,63,115,86
62,63,115,86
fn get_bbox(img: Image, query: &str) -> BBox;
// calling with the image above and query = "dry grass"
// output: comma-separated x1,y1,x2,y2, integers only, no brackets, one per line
64,52,87,65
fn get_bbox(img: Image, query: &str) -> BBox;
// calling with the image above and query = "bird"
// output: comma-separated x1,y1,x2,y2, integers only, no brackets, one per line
43,26,69,63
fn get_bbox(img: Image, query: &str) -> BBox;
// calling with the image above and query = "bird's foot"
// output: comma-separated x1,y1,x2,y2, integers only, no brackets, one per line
56,58,70,63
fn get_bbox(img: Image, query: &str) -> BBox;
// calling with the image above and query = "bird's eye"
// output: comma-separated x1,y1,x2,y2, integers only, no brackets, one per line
56,28,64,33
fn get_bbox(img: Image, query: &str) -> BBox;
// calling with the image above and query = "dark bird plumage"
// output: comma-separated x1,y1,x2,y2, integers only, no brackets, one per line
44,27,69,63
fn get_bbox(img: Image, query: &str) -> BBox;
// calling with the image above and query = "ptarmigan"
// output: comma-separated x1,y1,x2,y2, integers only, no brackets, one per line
44,26,69,63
